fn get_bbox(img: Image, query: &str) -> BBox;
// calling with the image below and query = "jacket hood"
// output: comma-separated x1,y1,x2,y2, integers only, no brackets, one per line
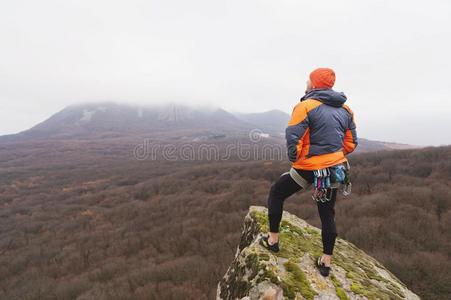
300,88,347,107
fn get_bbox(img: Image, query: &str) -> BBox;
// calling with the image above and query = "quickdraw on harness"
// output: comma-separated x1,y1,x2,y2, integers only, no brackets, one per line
312,163,352,203
312,168,332,202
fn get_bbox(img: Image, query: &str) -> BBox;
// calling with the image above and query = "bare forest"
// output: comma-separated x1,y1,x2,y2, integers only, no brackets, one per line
0,140,450,299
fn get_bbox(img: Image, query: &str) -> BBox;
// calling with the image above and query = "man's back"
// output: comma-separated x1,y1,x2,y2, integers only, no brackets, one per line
286,88,357,170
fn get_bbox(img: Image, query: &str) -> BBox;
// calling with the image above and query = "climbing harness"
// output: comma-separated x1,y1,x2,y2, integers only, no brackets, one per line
312,162,352,202
289,167,311,189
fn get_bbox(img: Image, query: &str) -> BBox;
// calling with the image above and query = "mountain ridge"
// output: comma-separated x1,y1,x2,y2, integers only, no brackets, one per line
0,102,420,152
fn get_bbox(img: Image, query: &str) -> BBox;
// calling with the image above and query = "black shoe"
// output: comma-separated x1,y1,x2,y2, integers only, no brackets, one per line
259,235,280,253
316,257,331,277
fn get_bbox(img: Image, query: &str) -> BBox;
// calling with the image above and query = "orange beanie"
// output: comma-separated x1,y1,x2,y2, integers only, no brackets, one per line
310,68,336,89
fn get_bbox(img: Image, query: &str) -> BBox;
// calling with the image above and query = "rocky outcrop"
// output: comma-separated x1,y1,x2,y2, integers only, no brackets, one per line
217,206,420,300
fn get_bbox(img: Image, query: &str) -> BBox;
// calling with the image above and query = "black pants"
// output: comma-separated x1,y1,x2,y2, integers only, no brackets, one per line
267,169,338,255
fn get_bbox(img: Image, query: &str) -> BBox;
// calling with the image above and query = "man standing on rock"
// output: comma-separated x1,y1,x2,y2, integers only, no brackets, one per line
260,68,358,277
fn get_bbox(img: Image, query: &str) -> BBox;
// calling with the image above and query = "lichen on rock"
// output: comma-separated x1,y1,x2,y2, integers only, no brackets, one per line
217,206,420,300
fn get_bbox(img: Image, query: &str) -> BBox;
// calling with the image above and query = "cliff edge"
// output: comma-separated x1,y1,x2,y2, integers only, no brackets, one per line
217,206,420,300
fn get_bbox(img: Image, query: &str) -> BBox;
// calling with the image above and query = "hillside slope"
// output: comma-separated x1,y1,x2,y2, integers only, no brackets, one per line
234,110,291,133
218,206,419,300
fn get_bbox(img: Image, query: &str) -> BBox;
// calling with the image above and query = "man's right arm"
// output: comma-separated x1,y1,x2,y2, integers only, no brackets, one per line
285,102,309,162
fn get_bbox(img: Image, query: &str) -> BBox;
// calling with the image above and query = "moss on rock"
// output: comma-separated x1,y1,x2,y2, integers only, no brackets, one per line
283,259,316,300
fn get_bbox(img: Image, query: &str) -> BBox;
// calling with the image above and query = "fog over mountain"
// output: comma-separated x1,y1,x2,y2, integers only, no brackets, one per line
1,0,451,145
0,102,418,153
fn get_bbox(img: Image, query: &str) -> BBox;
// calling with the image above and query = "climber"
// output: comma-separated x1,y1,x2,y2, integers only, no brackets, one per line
259,68,358,277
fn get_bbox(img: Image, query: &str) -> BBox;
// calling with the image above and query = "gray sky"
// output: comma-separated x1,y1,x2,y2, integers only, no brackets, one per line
1,0,450,146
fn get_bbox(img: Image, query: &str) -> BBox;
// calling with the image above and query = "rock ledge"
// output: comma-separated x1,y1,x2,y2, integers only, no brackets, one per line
217,206,420,300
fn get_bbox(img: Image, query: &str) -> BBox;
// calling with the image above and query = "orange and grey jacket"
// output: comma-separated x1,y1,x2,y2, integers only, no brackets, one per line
286,89,358,170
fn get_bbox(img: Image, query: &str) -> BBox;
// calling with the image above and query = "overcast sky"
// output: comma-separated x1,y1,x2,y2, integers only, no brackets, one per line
1,0,450,145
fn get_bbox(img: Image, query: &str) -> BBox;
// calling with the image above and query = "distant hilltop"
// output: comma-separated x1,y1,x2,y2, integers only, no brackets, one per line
0,102,421,152
217,206,420,300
